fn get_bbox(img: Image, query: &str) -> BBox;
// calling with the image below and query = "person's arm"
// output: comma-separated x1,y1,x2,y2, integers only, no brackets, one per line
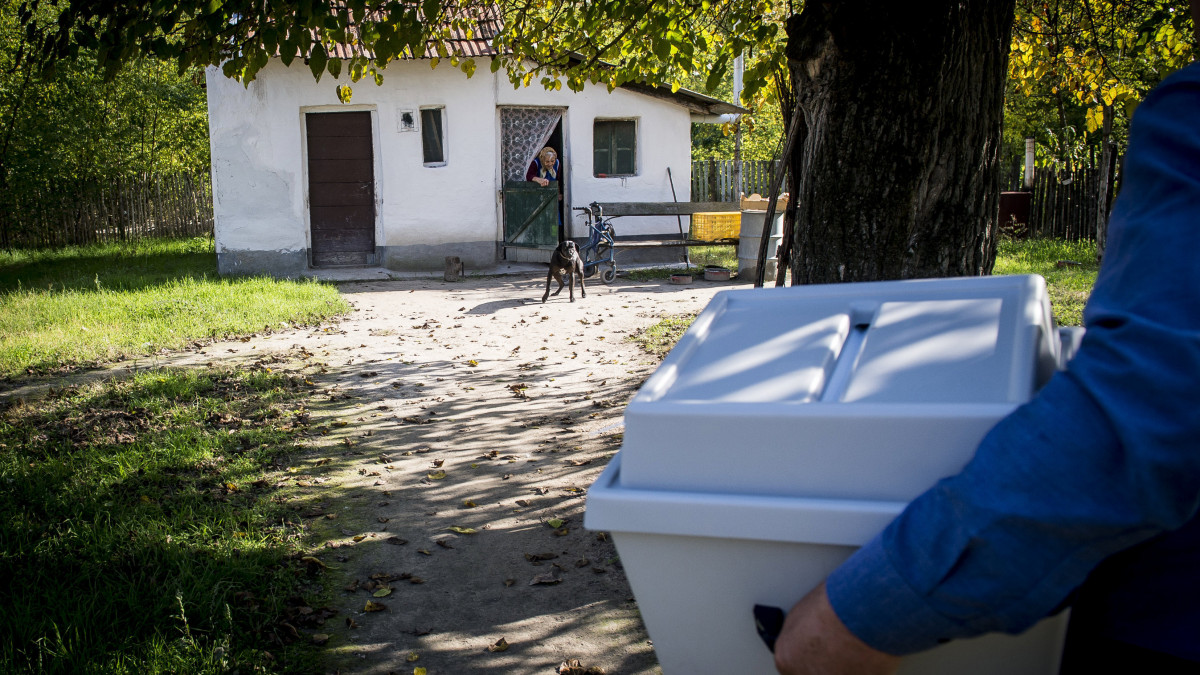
777,63,1200,667
527,160,549,186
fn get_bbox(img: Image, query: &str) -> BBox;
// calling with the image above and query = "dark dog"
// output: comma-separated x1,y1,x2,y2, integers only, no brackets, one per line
542,240,585,303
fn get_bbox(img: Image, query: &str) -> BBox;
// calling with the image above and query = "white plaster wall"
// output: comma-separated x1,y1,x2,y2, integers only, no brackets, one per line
207,58,694,263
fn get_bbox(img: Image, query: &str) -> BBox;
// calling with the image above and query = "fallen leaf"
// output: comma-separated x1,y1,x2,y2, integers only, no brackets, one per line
525,552,558,562
373,588,392,597
432,459,445,468
547,519,564,529
311,633,330,645
529,573,561,586
437,539,454,549
352,534,366,542
407,651,420,662
427,470,447,480
554,527,570,536
408,576,425,584
364,600,387,612
467,360,479,367
515,499,530,507
377,516,390,523
415,668,427,675
489,637,510,652
504,578,516,587
418,549,432,555
346,617,359,629
462,500,477,508
447,526,477,534
344,580,360,593
386,537,408,546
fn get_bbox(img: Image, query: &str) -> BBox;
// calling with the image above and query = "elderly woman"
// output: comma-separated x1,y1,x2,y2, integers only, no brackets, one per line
526,146,561,188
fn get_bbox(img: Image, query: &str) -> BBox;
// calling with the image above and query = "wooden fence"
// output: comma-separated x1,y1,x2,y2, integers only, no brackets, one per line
691,159,781,202
0,172,214,249
690,158,1115,242
1000,162,1118,241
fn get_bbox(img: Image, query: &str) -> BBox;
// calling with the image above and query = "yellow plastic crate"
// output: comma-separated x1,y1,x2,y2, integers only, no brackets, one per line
690,212,741,241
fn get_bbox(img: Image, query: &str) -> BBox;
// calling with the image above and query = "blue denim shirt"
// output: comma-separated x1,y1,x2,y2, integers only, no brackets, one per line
826,63,1200,658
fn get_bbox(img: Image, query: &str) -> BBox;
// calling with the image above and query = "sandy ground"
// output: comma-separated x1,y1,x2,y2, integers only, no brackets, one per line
7,270,750,674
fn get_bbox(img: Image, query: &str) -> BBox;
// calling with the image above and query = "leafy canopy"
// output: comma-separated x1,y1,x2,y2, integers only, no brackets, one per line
18,0,781,102
1009,0,1193,137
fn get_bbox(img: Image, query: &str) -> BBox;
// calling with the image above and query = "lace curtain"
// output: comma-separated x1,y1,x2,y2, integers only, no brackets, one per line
501,107,563,183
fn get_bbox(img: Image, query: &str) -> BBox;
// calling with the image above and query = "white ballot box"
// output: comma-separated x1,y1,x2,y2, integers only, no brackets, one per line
586,275,1074,675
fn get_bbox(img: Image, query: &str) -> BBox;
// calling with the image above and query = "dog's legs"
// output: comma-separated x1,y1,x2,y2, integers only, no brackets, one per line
552,273,565,297
577,263,586,300
542,269,554,302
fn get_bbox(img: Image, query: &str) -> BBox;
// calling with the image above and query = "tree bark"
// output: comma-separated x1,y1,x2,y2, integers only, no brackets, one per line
786,0,1016,283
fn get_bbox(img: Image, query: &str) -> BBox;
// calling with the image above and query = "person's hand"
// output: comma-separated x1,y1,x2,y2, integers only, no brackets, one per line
533,177,550,187
774,582,902,675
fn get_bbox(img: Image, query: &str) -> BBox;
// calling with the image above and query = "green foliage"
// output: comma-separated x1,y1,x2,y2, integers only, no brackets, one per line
1005,0,1195,171
15,0,782,109
0,366,323,673
0,1,209,187
0,238,350,379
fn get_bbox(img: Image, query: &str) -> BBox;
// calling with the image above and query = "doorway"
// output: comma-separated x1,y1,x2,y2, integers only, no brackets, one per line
500,108,566,252
305,111,376,267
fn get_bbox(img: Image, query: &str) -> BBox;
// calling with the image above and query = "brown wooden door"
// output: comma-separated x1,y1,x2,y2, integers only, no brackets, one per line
306,111,376,267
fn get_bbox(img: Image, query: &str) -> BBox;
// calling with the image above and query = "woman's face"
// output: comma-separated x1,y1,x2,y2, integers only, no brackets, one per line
539,148,557,165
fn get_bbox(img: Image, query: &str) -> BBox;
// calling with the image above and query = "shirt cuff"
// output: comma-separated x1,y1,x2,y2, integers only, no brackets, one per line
826,533,964,655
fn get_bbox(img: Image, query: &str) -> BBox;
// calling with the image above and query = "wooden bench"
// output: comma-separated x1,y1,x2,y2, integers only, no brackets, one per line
591,201,741,248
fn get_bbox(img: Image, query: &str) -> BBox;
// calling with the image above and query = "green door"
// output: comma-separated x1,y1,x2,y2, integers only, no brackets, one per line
503,182,559,248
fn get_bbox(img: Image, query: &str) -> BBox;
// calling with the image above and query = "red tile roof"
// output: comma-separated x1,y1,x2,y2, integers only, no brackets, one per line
322,3,501,60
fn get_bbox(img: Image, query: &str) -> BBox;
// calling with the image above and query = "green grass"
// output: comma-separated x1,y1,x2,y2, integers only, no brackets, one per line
629,237,1100,358
994,236,1098,327
624,246,739,281
0,238,350,379
0,367,323,673
628,313,700,359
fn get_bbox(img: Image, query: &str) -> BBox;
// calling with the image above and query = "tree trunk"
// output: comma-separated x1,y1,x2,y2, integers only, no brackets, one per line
785,0,1015,283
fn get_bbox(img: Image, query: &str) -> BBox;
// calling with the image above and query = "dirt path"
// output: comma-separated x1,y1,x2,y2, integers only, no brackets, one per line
30,271,739,674
280,273,740,675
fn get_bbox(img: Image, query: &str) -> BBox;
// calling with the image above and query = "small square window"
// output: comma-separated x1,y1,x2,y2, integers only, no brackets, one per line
594,119,636,177
421,108,446,165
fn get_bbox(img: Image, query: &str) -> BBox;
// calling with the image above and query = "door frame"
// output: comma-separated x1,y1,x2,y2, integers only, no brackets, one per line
300,104,383,267
496,106,570,251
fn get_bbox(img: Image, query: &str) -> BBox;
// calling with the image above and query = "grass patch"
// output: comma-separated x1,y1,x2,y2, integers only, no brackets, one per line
994,236,1098,327
628,313,700,359
624,246,739,281
0,366,325,673
0,238,350,379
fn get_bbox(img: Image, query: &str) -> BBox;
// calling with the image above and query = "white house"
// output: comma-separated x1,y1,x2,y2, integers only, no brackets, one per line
204,18,742,277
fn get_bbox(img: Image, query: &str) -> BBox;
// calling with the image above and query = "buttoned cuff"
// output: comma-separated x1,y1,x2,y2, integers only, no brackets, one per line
826,533,966,656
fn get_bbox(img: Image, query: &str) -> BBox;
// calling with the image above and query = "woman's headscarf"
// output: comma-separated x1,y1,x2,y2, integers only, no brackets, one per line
536,147,558,180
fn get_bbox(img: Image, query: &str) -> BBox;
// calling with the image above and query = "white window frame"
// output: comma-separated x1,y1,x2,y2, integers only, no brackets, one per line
420,106,448,167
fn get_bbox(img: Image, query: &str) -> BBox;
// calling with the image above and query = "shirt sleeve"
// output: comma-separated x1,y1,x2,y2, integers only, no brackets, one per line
526,160,539,181
826,63,1200,656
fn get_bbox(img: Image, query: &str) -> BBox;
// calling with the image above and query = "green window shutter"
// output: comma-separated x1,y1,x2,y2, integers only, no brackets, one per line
594,121,613,176
594,120,636,176
612,121,636,175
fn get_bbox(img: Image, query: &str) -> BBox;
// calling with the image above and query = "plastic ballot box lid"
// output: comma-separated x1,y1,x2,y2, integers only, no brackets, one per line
619,275,1060,502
